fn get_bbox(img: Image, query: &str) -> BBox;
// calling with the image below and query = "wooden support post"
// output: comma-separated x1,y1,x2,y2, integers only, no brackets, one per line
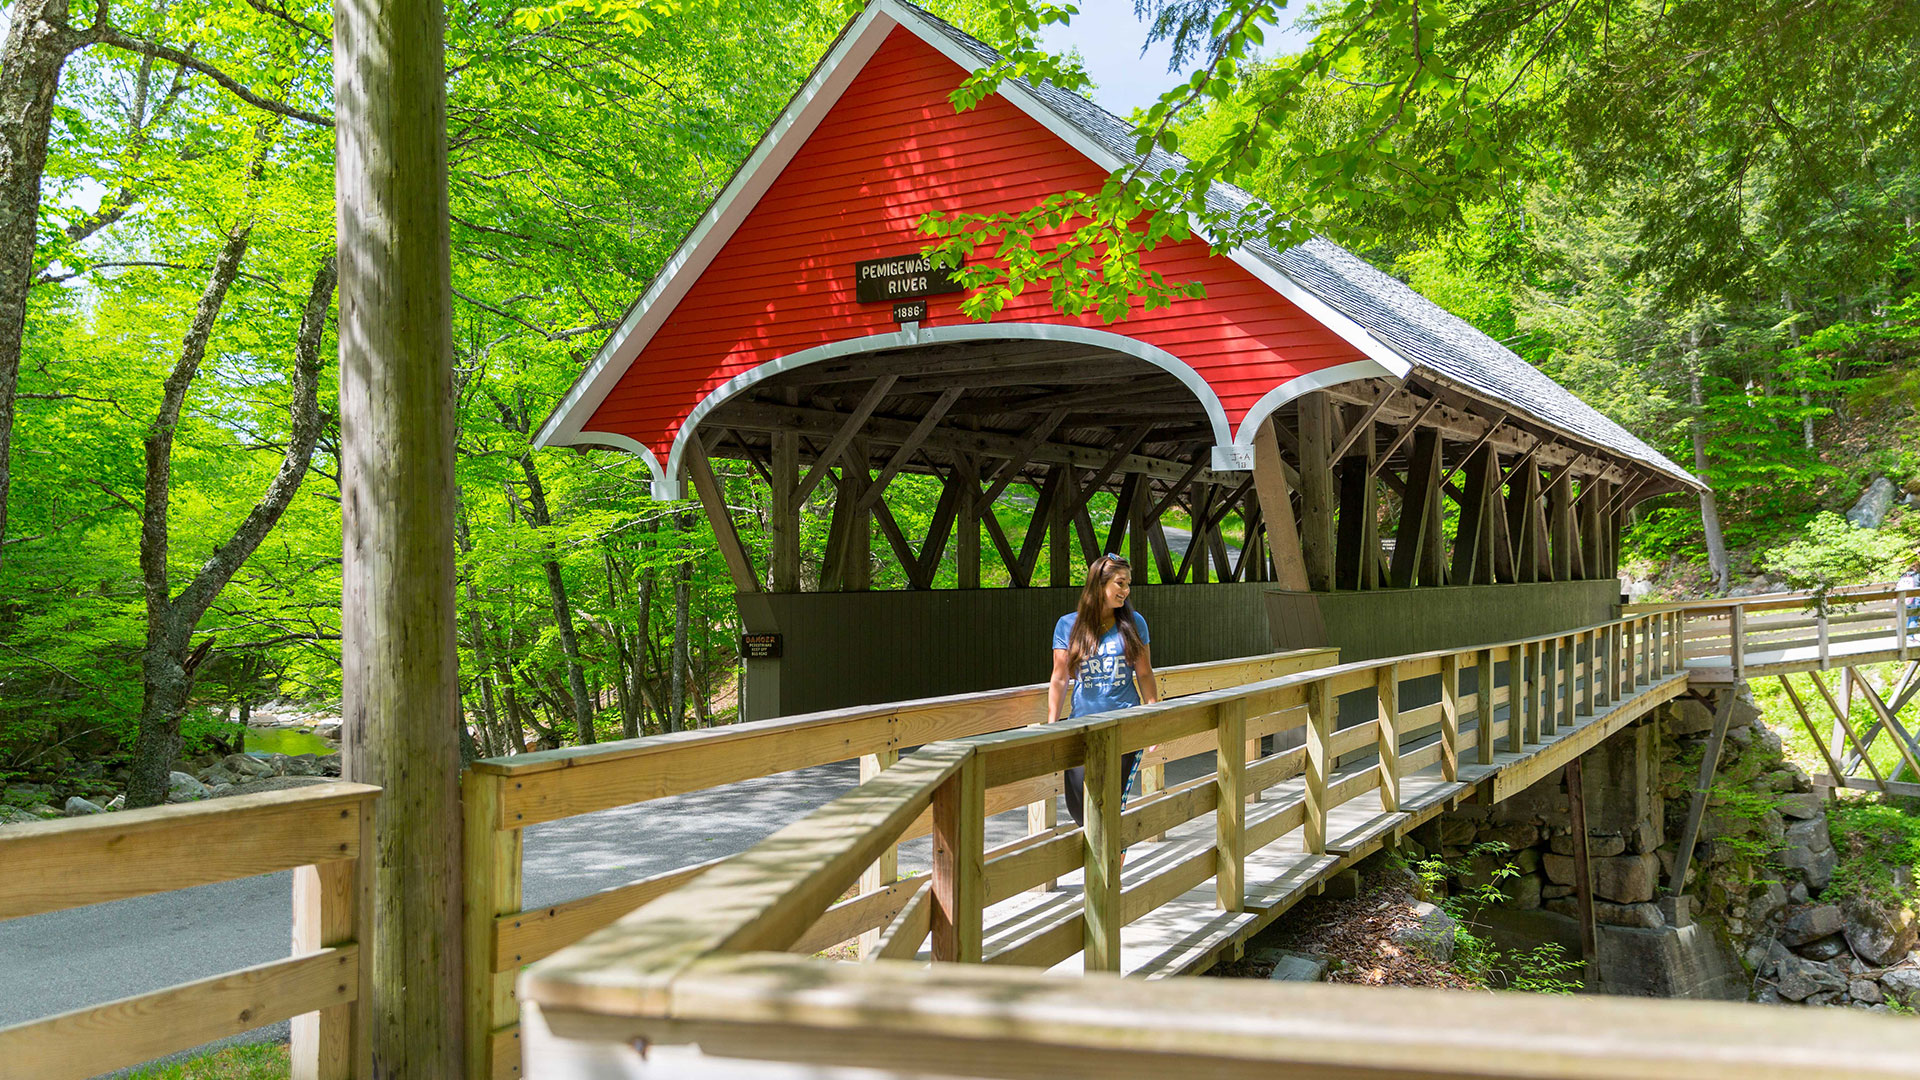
1561,635,1577,731
1027,795,1059,892
1305,679,1334,853
1376,664,1400,812
1509,644,1530,751
769,431,799,592
1565,755,1599,986
1083,723,1124,971
1452,445,1493,585
1672,690,1737,893
1389,430,1442,588
858,749,900,956
1810,670,1887,788
1140,758,1167,841
1476,648,1497,765
1335,430,1379,590
1297,394,1336,591
1580,630,1596,716
1440,654,1461,782
1778,675,1850,792
1488,452,1517,584
1253,418,1310,591
1730,605,1749,682
1128,475,1153,583
462,771,521,1080
1216,701,1247,912
1049,464,1075,587
1899,589,1912,661
930,752,985,964
1549,470,1574,582
686,434,764,593
956,455,981,589
293,799,371,1080
1506,466,1538,584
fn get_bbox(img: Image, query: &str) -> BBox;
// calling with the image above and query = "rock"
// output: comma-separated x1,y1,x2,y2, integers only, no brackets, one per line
1546,897,1665,928
1549,832,1628,857
1543,884,1574,899
1880,967,1920,1007
1805,989,1845,1006
29,804,60,819
1480,822,1539,851
1323,869,1362,899
1774,792,1824,820
314,721,342,740
1789,882,1810,904
207,783,234,796
1845,476,1897,528
1542,852,1659,903
319,754,342,777
1390,901,1458,962
1851,980,1884,1004
1755,986,1782,1005
1780,904,1845,947
1657,894,1693,929
1749,882,1790,927
62,796,104,816
1264,950,1330,982
1665,699,1717,737
1437,818,1476,847
166,771,211,802
1797,934,1849,961
1774,955,1848,1001
1781,817,1836,890
0,805,39,826
225,753,274,779
1503,873,1544,910
284,754,321,778
1841,898,1917,967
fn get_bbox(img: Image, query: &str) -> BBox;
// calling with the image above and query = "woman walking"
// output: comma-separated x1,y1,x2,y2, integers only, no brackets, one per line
1049,554,1160,827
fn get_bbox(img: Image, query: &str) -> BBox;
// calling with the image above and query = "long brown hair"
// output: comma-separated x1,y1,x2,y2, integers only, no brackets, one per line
1066,554,1144,674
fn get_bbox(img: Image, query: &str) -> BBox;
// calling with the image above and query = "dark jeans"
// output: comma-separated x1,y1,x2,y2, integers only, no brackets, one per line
1064,749,1142,829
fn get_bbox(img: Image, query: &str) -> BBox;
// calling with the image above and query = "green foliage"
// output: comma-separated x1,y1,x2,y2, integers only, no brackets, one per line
121,1042,289,1080
1826,800,1920,912
1405,842,1585,994
1761,512,1920,592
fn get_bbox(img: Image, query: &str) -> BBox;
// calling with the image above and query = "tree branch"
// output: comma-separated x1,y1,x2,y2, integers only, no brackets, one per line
96,26,334,127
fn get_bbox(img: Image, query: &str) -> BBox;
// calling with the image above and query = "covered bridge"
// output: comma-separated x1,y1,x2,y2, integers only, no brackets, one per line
536,0,1702,720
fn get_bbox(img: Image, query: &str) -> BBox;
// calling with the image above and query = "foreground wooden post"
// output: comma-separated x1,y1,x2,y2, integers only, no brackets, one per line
336,0,466,1065
1731,605,1748,680
1082,723,1124,971
1305,680,1334,853
1375,664,1400,812
292,800,373,1080
1475,649,1496,765
1439,655,1460,782
461,773,521,1079
1539,639,1559,738
1508,644,1529,752
1565,755,1599,985
930,751,984,964
859,748,901,955
1215,702,1246,912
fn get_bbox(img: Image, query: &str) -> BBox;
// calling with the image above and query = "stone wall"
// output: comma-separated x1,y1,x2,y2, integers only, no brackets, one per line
1408,687,1919,1008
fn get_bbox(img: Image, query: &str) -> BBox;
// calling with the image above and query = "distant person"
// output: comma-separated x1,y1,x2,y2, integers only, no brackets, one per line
1900,564,1920,629
1049,554,1160,828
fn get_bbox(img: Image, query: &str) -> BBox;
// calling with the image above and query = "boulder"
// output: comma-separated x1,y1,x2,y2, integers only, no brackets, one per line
1437,818,1476,847
1779,904,1845,947
318,755,342,777
1502,873,1544,910
225,753,274,779
166,771,211,802
1665,699,1718,737
0,805,39,826
29,804,60,819
1390,901,1458,962
1841,898,1917,967
1480,822,1538,852
1549,832,1627,858
1880,967,1920,1007
1749,881,1790,927
314,721,342,740
1845,476,1898,529
1781,817,1836,891
1264,950,1331,982
1545,897,1665,929
1851,980,1884,1005
284,754,321,777
1774,792,1824,820
1774,955,1848,1001
62,796,104,816
1797,934,1849,961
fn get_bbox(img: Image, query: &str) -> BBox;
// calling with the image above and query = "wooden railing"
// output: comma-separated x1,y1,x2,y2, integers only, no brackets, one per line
0,783,377,1080
460,646,1338,1079
507,609,1908,1080
1628,583,1911,680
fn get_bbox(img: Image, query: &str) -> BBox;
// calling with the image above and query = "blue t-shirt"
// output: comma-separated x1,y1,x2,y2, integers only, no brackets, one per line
1053,611,1150,719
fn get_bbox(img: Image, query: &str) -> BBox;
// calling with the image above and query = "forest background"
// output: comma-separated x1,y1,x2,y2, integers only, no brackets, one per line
3,0,1916,798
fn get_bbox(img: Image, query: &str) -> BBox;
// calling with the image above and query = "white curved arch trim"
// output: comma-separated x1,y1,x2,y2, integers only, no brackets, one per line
1230,355,1414,451
633,323,1238,495
559,432,677,500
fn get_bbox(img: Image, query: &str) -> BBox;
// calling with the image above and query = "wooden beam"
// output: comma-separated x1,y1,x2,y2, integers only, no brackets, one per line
1452,444,1493,585
685,433,762,593
769,431,800,592
929,754,985,964
1105,472,1141,555
1671,690,1736,892
1439,413,1507,486
1297,393,1336,591
1252,418,1309,591
955,454,981,588
793,376,896,505
1335,434,1378,591
1389,429,1443,588
1328,374,1411,463
1366,394,1441,478
979,409,1069,506
855,387,962,514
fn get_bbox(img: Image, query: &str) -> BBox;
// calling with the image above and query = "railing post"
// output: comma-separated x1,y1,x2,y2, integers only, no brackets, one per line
1733,604,1750,679
1376,663,1400,813
293,794,372,1080
1561,635,1577,729
463,769,524,1080
1580,630,1596,716
1509,644,1530,751
860,749,901,953
1305,679,1334,853
1475,649,1496,765
931,750,985,964
1028,794,1058,892
1900,590,1912,661
1215,701,1246,912
1081,724,1123,971
1439,654,1461,782
1539,638,1559,739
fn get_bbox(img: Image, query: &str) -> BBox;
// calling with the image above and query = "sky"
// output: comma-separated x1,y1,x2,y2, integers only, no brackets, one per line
1041,0,1314,117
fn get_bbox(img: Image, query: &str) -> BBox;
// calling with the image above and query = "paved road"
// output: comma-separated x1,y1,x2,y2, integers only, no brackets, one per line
1,757,1073,1074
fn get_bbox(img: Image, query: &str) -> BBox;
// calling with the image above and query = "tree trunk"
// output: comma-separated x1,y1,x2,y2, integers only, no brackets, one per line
336,0,466,1065
1687,327,1731,594
0,0,89,565
510,456,596,744
670,526,692,733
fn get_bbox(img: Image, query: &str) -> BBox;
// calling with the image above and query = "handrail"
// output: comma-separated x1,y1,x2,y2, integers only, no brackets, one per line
0,783,378,1080
1653,583,1911,679
516,607,1900,1080
461,645,1340,1078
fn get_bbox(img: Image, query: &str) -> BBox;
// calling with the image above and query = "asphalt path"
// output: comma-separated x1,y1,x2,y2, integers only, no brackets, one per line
3,755,1120,1075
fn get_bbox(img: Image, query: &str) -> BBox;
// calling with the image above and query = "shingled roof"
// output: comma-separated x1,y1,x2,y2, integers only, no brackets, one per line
904,2,1700,490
